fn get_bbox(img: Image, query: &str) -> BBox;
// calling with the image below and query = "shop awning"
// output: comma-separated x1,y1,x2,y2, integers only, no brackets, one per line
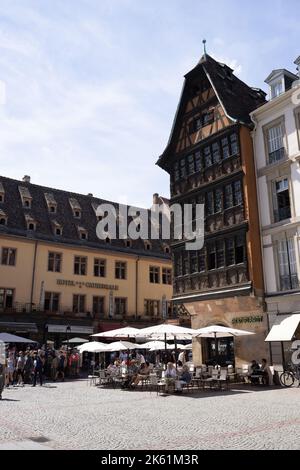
0,322,38,333
265,314,300,342
46,324,94,334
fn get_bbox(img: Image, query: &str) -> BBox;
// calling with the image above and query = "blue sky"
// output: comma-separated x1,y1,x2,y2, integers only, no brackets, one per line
0,0,299,207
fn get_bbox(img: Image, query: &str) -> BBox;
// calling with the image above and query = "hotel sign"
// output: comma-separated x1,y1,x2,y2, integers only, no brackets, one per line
232,315,263,325
56,279,119,291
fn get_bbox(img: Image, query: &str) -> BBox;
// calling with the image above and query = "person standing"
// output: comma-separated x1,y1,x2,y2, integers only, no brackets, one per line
6,352,15,387
32,352,44,387
51,353,59,381
55,352,65,382
24,352,34,384
178,349,187,365
16,351,25,386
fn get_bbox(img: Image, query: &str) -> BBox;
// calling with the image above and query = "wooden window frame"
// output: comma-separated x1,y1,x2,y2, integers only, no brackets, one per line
74,256,87,276
1,247,17,266
48,252,62,273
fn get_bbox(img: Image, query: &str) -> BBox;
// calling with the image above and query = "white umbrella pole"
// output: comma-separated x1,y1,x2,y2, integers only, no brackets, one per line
174,335,178,370
214,332,218,366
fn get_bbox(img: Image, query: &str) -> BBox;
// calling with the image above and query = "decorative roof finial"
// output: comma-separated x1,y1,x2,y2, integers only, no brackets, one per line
202,39,207,56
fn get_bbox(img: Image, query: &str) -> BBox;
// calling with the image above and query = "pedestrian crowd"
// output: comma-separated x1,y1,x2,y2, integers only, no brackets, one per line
0,346,81,393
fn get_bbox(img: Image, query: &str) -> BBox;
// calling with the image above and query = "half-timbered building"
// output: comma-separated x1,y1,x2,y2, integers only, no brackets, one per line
157,53,270,366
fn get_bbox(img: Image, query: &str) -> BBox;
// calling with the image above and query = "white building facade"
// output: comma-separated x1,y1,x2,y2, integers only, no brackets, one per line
251,57,300,365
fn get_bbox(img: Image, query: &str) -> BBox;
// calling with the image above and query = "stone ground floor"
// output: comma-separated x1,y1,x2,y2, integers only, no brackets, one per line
0,380,300,450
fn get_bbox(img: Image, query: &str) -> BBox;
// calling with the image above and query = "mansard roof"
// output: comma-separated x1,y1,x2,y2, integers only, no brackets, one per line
0,175,170,260
157,53,266,167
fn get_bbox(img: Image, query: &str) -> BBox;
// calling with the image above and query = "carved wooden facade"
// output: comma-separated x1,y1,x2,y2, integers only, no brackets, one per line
157,54,266,302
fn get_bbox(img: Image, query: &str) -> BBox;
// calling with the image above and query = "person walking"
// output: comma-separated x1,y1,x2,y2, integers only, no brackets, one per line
16,351,25,386
32,352,44,387
6,352,15,387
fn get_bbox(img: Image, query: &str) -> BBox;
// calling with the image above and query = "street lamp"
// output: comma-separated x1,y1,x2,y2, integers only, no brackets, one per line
66,325,71,376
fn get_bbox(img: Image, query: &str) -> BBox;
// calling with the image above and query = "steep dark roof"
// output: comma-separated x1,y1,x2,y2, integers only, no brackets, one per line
0,176,170,260
157,54,266,167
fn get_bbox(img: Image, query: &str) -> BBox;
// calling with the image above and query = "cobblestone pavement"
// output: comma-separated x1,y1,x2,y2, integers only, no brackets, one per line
0,380,300,450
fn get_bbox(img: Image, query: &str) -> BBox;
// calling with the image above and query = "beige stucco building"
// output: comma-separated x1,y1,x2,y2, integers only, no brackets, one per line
0,176,174,345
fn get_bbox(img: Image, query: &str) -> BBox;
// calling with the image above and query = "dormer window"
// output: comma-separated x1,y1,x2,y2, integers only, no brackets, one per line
77,226,88,240
144,240,152,251
52,220,63,237
105,237,111,244
19,186,32,209
124,239,132,248
69,198,82,219
0,209,7,226
44,193,57,214
164,246,170,254
271,81,283,99
265,69,298,100
25,214,36,231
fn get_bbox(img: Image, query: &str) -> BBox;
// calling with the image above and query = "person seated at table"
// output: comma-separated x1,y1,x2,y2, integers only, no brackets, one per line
176,360,183,375
249,360,261,384
107,362,118,375
114,357,122,367
175,365,192,392
164,362,177,392
260,358,272,386
131,362,150,387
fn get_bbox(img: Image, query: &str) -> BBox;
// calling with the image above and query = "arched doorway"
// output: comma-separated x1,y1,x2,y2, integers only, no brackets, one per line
203,324,235,366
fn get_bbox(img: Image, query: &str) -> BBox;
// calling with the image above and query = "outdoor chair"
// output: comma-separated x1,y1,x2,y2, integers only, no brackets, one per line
202,369,219,390
87,374,98,386
98,370,110,387
214,369,229,390
191,367,202,389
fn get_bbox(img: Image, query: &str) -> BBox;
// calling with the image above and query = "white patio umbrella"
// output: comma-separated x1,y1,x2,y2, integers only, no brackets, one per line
133,324,198,368
77,341,109,353
136,340,174,351
105,341,138,351
0,333,37,344
194,325,255,364
194,325,255,338
133,324,198,341
62,337,89,345
91,327,140,339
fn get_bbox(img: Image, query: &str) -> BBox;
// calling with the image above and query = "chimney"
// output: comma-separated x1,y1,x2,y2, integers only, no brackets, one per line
153,193,159,205
87,193,93,197
22,175,31,183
